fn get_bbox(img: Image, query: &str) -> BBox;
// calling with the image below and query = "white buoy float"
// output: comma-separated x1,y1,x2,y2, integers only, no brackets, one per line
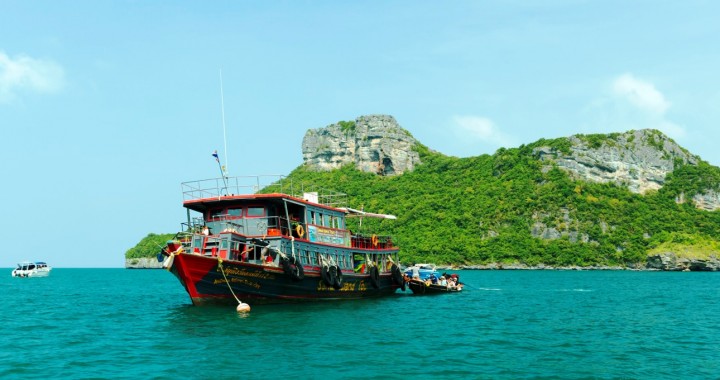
236,302,251,313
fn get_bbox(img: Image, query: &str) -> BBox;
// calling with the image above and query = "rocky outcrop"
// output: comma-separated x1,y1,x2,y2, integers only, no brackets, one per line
646,252,720,271
535,129,698,194
125,257,163,269
533,129,720,210
690,190,720,212
302,115,421,176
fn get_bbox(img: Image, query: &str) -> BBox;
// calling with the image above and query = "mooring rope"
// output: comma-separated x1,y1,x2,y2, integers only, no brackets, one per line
217,258,242,305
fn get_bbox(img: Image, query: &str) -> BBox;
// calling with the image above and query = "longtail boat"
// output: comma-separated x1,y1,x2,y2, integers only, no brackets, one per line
161,175,405,305
407,279,463,295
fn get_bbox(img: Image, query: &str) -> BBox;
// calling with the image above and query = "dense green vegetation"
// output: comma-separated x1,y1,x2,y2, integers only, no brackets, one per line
337,120,356,134
127,133,720,267
125,233,175,259
278,138,720,267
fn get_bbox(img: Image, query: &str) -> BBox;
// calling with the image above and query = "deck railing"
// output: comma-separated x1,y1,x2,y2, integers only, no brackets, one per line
178,216,395,250
181,175,287,200
181,175,347,208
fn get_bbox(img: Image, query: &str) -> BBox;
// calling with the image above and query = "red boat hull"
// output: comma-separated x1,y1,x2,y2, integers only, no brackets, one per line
168,252,401,305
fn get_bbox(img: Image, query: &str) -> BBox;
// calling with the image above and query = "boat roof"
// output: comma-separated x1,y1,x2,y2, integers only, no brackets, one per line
181,175,397,219
183,192,344,213
409,263,437,269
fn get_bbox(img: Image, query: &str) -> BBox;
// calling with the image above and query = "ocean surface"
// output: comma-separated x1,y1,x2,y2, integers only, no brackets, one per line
1,269,717,379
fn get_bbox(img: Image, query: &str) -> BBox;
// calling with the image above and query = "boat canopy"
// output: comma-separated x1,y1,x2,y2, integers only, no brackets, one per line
340,207,397,220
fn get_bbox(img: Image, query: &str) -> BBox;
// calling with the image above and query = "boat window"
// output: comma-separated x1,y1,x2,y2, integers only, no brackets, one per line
249,246,261,261
323,214,330,227
227,208,242,217
309,211,316,225
302,250,311,266
266,206,278,227
247,207,264,217
209,209,223,220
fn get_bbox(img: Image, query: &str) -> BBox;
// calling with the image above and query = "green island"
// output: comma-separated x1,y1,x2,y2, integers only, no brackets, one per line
126,122,720,270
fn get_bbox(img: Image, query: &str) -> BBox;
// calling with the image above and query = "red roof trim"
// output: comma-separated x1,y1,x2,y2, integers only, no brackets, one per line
183,193,343,212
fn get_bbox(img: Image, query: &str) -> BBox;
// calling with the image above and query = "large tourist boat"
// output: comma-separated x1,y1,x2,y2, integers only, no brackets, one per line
161,175,405,305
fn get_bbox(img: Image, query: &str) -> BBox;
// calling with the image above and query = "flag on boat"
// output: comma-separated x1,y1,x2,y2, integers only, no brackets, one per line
212,150,219,162
354,262,365,273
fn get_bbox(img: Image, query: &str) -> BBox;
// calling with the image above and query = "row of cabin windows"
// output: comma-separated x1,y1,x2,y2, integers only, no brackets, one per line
307,210,344,230
296,250,394,272
209,206,266,220
297,249,350,269
194,236,393,271
206,206,345,230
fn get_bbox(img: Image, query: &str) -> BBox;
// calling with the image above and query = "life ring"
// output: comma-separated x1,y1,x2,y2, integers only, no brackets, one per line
390,264,405,291
296,225,305,238
281,256,304,281
368,265,380,289
371,234,379,247
332,265,343,290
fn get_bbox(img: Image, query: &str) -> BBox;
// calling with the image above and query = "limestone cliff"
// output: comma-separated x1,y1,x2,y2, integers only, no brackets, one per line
302,115,421,176
533,129,720,210
535,129,696,193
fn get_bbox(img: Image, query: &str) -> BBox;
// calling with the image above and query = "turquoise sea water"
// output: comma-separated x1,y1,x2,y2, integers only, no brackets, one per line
1,269,717,379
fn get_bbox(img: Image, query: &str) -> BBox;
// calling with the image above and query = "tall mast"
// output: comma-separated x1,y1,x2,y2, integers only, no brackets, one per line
220,69,228,175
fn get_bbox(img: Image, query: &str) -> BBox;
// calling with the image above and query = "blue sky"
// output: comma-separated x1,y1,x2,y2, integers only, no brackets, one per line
2,1,719,267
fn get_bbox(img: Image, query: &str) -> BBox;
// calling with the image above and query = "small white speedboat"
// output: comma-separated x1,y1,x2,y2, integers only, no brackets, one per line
404,263,439,281
11,262,51,277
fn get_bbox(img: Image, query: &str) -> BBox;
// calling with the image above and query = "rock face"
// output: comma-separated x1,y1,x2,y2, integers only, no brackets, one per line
646,252,720,271
125,257,163,269
302,115,421,176
535,129,698,194
534,129,720,211
690,190,720,211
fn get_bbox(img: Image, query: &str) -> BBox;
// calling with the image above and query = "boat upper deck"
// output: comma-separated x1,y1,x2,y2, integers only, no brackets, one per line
177,175,397,251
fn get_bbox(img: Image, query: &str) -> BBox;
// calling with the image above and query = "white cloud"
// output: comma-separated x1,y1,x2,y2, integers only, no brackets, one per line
0,51,65,103
656,120,686,139
612,73,670,115
583,73,685,139
453,115,515,147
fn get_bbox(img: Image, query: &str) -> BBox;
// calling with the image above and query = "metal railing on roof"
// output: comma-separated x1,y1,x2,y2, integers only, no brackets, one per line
181,175,348,208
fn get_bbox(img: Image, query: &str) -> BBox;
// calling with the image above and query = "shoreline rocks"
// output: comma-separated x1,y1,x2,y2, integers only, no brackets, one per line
125,257,163,269
125,256,719,271
645,252,720,271
459,263,639,271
